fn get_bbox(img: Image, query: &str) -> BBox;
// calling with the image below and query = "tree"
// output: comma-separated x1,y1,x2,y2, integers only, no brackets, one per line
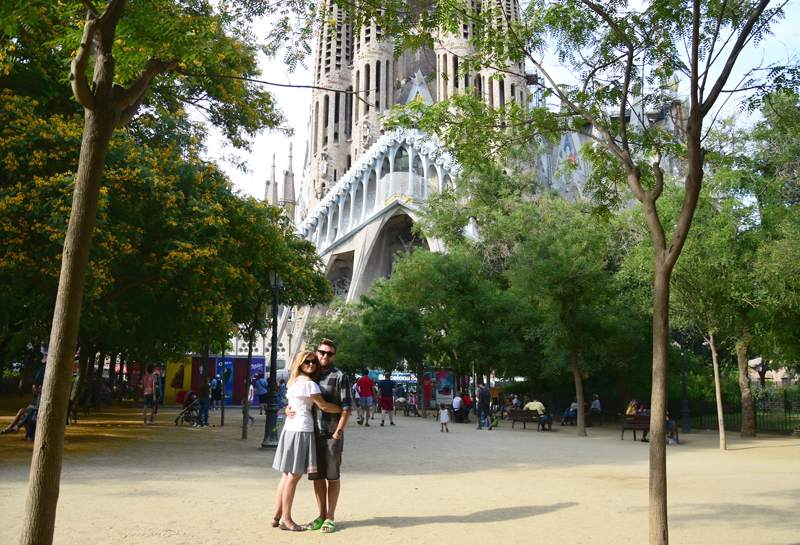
504,195,616,436
704,92,800,435
373,1,793,540
2,2,288,539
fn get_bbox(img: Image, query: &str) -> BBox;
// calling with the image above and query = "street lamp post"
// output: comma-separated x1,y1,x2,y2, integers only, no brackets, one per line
679,339,692,434
262,270,283,449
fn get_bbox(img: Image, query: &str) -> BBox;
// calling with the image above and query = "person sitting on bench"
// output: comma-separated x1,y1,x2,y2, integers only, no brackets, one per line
524,396,553,431
1,383,42,435
561,397,579,425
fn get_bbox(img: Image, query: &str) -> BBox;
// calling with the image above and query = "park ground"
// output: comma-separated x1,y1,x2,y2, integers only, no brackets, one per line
1,394,799,545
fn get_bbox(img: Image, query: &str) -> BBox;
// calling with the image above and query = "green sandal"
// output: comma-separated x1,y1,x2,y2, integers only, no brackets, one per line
320,519,335,533
306,517,324,531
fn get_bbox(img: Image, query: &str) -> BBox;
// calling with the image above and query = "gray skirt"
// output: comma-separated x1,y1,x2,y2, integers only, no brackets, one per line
272,429,317,475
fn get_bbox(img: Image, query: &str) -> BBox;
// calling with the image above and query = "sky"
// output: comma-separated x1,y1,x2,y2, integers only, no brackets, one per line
206,3,800,202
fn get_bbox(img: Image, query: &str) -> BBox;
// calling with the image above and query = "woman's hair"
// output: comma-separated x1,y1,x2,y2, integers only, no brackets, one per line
288,350,319,387
439,403,445,410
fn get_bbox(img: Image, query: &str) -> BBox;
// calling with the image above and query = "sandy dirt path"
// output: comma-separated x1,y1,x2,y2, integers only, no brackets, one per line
1,401,799,545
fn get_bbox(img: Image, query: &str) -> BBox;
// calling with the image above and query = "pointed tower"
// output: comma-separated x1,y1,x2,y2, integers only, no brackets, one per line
280,143,296,222
265,154,278,205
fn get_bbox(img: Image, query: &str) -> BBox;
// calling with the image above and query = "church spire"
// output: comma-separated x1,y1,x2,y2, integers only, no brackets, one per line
280,143,296,223
265,153,278,206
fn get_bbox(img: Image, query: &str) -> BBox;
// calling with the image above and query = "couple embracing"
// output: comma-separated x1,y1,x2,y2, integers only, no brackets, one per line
271,338,354,533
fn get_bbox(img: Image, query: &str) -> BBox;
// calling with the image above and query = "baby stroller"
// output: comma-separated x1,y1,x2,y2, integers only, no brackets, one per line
174,390,199,426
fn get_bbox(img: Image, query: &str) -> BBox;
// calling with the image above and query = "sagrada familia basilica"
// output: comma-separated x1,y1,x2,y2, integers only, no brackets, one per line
236,0,684,362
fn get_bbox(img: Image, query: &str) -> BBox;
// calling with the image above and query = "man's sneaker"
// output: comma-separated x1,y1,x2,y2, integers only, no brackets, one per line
380,421,384,426
365,423,370,427
390,422,395,426
669,439,677,445
357,419,363,426
149,418,153,424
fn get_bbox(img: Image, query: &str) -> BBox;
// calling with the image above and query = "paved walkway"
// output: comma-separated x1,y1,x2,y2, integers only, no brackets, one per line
1,403,798,544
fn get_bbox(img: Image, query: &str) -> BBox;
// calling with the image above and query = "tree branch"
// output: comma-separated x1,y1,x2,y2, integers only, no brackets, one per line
701,0,773,116
174,68,373,106
69,12,99,110
116,58,180,127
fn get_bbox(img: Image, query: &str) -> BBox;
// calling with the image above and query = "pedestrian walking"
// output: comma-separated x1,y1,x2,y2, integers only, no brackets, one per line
378,371,396,427
476,382,492,430
355,369,375,426
142,365,157,425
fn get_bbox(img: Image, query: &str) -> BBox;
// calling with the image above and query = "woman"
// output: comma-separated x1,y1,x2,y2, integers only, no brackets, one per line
271,350,342,531
561,397,579,425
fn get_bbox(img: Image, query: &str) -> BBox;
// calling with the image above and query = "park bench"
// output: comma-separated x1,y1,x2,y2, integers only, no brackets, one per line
394,399,421,416
619,414,679,443
508,408,544,431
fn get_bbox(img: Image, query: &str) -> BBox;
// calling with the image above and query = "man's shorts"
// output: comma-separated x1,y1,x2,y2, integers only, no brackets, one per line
380,396,394,412
667,421,674,430
143,394,156,407
212,392,221,401
258,393,269,404
308,435,343,481
358,396,373,406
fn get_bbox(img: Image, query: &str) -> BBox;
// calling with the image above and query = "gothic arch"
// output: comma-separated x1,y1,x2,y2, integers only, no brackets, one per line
366,170,377,214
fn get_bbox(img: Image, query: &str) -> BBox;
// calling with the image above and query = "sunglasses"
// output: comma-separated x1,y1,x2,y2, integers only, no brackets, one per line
317,349,336,357
302,360,317,366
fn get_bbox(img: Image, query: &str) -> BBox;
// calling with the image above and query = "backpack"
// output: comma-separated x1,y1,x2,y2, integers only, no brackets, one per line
480,386,490,403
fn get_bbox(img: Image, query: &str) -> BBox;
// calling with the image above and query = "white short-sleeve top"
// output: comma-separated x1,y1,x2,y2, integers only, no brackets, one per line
283,380,321,432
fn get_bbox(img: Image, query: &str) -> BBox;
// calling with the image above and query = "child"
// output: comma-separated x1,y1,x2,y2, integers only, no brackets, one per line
438,403,449,433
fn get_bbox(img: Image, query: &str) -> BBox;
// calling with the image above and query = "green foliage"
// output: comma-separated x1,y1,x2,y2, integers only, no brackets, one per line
0,87,329,369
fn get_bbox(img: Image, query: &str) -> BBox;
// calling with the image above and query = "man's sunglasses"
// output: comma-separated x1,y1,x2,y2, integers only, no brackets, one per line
317,349,336,357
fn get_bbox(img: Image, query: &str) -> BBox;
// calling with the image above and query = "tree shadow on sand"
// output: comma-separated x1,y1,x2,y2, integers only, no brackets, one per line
342,503,577,529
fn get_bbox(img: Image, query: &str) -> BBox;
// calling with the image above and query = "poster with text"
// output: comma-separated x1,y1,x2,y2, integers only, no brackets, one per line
435,370,454,406
216,358,234,404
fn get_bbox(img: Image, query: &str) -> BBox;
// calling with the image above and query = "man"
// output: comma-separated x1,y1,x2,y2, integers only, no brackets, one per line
524,396,553,431
452,392,463,423
461,391,473,423
196,376,210,427
355,368,375,426
255,374,269,415
590,394,601,414
1,383,41,435
378,371,396,427
288,338,353,534
211,374,222,410
142,364,157,425
476,382,492,430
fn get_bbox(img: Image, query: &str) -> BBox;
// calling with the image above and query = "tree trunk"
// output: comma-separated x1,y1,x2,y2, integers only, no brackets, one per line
418,359,425,419
618,368,631,409
529,377,540,399
736,324,756,437
709,334,726,450
20,107,118,545
649,268,670,545
70,338,93,423
570,344,587,437
94,350,106,386
108,352,118,387
243,307,259,439
758,363,767,387
220,341,225,426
